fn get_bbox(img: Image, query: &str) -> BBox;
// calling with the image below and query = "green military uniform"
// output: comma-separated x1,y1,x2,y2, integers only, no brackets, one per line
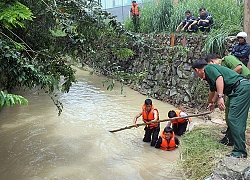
220,55,250,78
205,64,250,157
220,55,250,146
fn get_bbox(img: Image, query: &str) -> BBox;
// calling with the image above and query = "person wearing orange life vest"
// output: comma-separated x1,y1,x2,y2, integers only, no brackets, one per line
130,1,140,32
167,110,192,136
134,99,160,146
155,127,180,151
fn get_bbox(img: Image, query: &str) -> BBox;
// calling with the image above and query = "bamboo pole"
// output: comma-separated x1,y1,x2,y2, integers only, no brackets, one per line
109,111,212,133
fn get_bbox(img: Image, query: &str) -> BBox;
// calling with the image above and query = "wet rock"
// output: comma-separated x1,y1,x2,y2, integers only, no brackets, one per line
205,158,250,180
171,66,177,75
176,68,183,78
183,96,189,102
170,89,177,96
171,78,177,86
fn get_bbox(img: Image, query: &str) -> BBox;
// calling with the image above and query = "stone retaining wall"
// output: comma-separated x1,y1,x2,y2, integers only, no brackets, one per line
87,33,237,109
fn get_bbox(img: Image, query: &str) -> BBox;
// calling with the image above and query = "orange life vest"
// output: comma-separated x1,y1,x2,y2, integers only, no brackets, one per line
142,104,159,129
131,4,139,16
171,110,187,124
160,131,177,151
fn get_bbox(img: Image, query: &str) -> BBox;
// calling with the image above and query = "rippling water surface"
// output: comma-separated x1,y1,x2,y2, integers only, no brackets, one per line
0,68,183,180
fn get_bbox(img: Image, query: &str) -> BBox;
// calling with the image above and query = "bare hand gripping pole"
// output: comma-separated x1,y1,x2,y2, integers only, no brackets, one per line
109,111,212,133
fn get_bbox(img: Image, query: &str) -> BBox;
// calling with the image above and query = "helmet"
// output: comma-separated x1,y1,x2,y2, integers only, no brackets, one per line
236,32,247,40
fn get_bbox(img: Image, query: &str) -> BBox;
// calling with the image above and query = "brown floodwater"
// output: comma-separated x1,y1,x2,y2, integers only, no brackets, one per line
0,67,184,180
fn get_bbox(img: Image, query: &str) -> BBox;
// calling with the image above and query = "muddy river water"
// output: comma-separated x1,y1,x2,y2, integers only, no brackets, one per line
0,68,184,180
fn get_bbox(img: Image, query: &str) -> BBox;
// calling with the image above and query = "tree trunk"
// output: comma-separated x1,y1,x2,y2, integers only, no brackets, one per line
244,0,250,68
244,0,250,43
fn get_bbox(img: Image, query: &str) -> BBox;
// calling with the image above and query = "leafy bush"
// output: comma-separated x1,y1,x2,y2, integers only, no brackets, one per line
0,0,33,28
0,91,28,108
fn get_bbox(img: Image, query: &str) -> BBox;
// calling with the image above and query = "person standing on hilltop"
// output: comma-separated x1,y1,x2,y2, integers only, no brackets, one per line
130,1,140,33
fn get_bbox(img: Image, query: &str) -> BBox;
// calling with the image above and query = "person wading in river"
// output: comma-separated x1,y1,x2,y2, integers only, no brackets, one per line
155,127,179,151
166,110,192,136
134,99,160,146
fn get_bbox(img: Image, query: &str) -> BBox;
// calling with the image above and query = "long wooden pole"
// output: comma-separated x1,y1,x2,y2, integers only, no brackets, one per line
109,111,212,133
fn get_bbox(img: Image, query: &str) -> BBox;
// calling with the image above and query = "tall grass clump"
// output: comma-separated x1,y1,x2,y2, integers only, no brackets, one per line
125,0,174,33
179,124,231,180
170,0,243,32
125,0,243,34
203,21,242,56
124,0,243,55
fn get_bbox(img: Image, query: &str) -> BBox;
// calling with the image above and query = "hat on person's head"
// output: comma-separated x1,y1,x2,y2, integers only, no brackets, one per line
237,32,247,40
192,59,208,69
132,0,136,3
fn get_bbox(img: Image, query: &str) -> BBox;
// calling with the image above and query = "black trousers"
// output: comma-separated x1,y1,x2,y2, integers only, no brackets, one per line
198,22,211,32
172,122,188,136
143,125,160,146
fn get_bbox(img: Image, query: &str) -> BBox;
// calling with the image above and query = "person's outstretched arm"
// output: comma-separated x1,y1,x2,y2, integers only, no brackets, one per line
134,112,142,127
176,22,183,32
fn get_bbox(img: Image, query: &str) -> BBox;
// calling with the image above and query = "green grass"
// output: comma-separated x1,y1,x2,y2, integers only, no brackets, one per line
125,0,243,34
202,21,242,56
124,0,243,55
179,124,231,180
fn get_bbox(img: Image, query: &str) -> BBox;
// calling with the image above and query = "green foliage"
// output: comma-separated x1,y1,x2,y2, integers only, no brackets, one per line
0,91,28,108
0,0,33,28
124,0,243,55
180,124,231,180
169,45,189,62
125,0,243,34
112,48,134,59
0,0,138,112
0,37,76,94
203,21,242,56
137,0,174,33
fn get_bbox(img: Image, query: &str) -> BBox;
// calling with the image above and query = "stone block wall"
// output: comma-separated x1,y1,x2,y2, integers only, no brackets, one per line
87,33,237,109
